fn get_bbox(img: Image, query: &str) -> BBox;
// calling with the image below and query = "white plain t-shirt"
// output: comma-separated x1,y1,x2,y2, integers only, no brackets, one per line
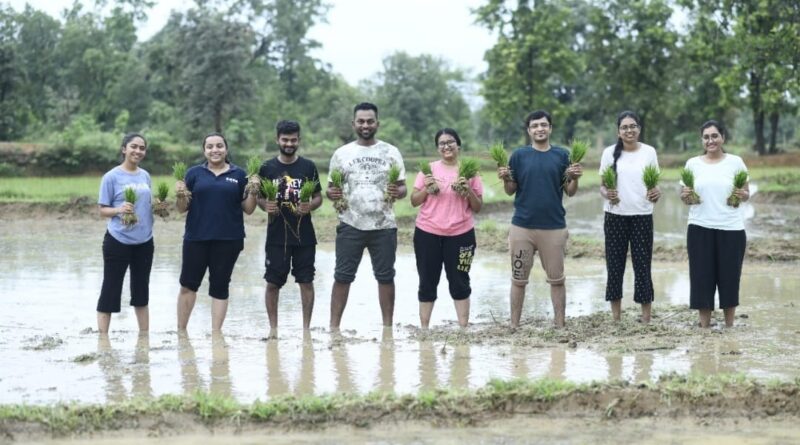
683,154,748,231
598,143,659,215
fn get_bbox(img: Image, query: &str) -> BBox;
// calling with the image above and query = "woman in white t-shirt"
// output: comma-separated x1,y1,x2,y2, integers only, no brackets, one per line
680,120,749,328
599,111,661,323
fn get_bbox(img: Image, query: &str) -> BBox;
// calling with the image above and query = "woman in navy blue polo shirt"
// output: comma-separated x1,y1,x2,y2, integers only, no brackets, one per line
175,132,258,332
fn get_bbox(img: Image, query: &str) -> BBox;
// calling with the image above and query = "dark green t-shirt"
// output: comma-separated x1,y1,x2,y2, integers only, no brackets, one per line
508,145,570,229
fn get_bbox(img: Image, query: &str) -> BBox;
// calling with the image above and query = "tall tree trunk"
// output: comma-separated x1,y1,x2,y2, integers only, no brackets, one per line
768,111,779,154
749,71,766,155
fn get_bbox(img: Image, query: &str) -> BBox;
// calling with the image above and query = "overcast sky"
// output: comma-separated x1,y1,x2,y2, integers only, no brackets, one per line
7,0,497,86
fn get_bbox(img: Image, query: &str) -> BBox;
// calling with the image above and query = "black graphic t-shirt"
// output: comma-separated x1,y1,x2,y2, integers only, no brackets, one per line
259,156,321,246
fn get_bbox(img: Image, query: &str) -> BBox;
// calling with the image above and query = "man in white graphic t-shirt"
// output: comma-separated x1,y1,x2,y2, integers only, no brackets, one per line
326,102,406,330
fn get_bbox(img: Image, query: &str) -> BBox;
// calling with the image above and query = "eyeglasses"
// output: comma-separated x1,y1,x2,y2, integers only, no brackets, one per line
702,133,721,141
437,140,458,149
619,124,639,132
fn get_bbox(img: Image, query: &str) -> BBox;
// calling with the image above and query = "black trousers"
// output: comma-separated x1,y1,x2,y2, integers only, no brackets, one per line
413,227,476,302
603,213,654,304
687,224,746,310
97,232,154,313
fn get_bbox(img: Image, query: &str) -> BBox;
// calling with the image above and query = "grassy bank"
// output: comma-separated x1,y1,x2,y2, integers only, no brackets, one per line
1,375,798,439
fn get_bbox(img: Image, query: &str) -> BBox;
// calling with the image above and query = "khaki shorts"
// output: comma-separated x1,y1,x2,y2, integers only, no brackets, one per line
508,225,568,286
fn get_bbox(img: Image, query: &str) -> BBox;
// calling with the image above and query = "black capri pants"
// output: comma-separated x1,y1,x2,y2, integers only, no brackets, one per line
179,239,244,300
413,227,476,302
603,212,654,304
97,232,154,313
687,224,746,310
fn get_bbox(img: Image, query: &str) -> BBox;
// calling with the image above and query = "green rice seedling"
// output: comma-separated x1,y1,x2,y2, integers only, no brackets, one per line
384,163,402,204
328,169,348,213
569,139,589,164
172,161,191,201
299,179,317,202
601,167,620,205
153,182,170,219
680,168,701,205
642,165,661,190
489,141,512,180
260,178,278,201
727,170,749,208
121,186,138,226
419,161,439,195
452,157,480,195
245,155,262,195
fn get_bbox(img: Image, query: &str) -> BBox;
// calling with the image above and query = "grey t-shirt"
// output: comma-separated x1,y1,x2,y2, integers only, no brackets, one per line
98,166,153,244
328,140,405,230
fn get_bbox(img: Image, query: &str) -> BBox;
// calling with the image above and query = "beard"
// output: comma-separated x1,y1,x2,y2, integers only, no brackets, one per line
279,146,297,157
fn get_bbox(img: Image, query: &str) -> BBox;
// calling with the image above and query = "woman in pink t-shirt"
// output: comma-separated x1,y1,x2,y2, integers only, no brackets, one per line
410,128,483,328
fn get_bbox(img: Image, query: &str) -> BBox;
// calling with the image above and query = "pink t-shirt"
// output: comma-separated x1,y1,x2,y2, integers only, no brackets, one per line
414,160,483,236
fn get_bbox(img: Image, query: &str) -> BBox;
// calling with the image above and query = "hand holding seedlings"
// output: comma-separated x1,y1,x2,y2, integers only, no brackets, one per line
173,162,191,202
384,164,402,204
497,166,513,181
260,178,278,215
565,163,583,181
120,187,138,226
489,142,512,181
726,170,749,208
419,161,439,195
679,168,701,205
642,165,661,203
328,169,348,213
601,167,620,206
451,158,479,195
153,182,170,218
245,155,262,196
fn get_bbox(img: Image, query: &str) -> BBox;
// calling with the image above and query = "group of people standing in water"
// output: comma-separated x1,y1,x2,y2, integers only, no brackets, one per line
96,103,749,335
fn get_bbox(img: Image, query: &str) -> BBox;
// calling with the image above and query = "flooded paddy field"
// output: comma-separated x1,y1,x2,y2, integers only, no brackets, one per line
1,189,799,442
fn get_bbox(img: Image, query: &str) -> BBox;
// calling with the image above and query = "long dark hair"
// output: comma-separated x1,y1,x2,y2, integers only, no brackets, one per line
700,120,726,154
202,132,231,163
612,111,641,172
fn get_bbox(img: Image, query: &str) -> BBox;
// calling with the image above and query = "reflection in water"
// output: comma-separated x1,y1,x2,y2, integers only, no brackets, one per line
265,338,289,397
294,332,315,396
449,344,471,388
634,352,654,383
131,334,153,399
331,340,355,394
377,327,395,393
547,348,566,380
418,341,438,391
607,355,623,382
97,335,125,403
210,333,232,398
178,334,203,394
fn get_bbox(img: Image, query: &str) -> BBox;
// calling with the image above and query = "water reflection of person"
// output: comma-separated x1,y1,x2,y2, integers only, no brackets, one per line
418,340,439,391
680,120,749,328
294,332,316,396
606,354,624,382
175,133,258,332
599,111,661,323
97,334,126,403
178,333,203,394
633,352,654,383
209,332,233,398
331,342,355,394
131,333,153,399
410,128,483,328
377,327,395,393
265,338,290,397
96,133,154,334
448,344,471,389
546,347,566,380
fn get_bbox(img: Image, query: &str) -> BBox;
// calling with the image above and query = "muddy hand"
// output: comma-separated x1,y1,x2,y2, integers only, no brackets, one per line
680,187,694,203
647,187,661,203
328,186,343,200
175,180,187,194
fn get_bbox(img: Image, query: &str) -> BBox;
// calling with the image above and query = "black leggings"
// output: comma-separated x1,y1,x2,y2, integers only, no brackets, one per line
603,213,654,304
97,232,154,313
687,224,746,309
413,227,476,302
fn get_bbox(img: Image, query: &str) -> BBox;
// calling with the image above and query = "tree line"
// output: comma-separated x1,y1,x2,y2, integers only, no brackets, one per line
0,0,797,160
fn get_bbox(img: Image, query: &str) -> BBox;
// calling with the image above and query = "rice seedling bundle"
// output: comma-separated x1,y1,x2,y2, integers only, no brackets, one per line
328,169,348,213
419,161,439,195
121,186,138,226
172,161,191,202
601,167,620,205
153,182,170,219
642,165,660,190
726,170,748,208
451,157,480,195
384,164,402,204
299,180,317,202
680,168,701,205
260,178,278,201
569,139,589,164
489,142,512,180
245,155,263,195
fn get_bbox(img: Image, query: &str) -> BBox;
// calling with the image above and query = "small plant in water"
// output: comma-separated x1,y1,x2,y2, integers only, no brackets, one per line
601,167,620,206
385,163,401,204
452,157,480,195
680,168,701,205
569,139,589,164
642,165,660,191
727,170,748,208
121,186,138,226
419,161,439,195
329,169,348,213
153,182,170,219
245,155,262,195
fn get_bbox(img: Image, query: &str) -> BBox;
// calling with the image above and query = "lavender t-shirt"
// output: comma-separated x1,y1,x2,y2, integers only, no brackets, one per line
414,160,483,236
98,166,153,244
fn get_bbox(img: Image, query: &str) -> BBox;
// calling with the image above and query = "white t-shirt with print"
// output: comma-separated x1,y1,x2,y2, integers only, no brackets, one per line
329,140,406,230
598,143,659,215
683,154,748,231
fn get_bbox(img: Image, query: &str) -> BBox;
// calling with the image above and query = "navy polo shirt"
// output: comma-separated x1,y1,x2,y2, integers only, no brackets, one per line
183,162,247,241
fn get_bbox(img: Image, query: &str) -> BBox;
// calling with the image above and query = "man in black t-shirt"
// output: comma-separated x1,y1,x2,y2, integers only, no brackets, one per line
257,120,322,336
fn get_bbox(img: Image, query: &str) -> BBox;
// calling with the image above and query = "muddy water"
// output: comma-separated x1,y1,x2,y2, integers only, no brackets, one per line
1,218,799,405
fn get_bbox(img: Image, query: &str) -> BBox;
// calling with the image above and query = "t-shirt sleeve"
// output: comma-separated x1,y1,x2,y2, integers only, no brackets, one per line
237,169,247,200
413,171,425,190
599,148,612,173
98,172,114,206
185,167,197,191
